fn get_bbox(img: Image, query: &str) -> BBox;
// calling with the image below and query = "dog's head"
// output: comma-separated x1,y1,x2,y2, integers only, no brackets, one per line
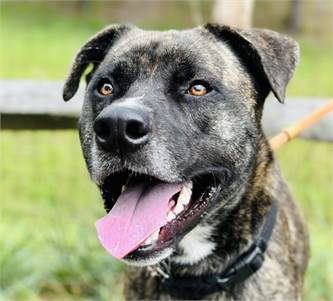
63,24,298,266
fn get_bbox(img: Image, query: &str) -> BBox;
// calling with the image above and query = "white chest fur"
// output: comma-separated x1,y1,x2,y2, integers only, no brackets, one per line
172,224,216,265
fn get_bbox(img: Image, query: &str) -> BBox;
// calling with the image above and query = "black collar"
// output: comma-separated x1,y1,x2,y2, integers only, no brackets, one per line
161,201,278,300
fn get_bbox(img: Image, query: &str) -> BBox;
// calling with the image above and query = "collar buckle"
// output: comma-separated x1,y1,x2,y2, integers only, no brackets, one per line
216,245,265,287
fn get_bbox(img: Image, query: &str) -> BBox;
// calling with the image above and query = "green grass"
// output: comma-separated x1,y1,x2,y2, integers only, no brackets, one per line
276,140,333,301
0,3,105,79
0,131,332,301
287,39,333,97
0,131,125,301
0,1,332,97
0,1,204,79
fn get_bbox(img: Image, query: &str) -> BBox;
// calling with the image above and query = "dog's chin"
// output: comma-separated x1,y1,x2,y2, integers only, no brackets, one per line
122,247,174,266
97,167,227,263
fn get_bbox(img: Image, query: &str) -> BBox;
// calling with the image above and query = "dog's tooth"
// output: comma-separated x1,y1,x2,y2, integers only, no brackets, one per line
184,181,193,191
168,199,176,211
121,185,126,193
173,202,185,215
143,236,152,246
167,211,176,222
178,192,191,206
177,181,193,206
150,229,159,242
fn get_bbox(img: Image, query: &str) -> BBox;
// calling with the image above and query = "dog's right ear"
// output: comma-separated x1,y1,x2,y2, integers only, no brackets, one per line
63,24,131,101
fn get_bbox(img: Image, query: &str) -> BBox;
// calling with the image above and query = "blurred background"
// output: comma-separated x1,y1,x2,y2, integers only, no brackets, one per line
0,1,332,300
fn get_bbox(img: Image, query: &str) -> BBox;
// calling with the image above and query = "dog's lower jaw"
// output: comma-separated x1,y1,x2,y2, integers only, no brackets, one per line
122,247,174,267
122,224,216,267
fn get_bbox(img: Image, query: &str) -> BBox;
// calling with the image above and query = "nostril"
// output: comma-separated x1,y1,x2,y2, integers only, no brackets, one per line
94,107,151,151
125,120,148,140
94,119,111,141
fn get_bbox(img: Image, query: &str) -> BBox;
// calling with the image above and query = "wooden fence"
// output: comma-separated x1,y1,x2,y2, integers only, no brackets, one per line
1,80,332,142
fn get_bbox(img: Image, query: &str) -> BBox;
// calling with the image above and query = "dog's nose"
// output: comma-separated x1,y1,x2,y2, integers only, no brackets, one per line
93,106,151,151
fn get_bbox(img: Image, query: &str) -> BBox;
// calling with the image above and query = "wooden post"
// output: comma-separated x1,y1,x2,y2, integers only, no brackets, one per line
289,0,301,34
212,0,254,28
270,99,333,150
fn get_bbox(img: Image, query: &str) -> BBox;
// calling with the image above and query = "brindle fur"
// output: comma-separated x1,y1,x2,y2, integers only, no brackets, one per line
63,24,309,300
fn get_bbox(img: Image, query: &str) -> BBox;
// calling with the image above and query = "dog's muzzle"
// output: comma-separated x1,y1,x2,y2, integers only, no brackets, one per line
93,105,151,153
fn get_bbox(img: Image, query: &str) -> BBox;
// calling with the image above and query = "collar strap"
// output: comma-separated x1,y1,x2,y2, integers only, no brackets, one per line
161,201,278,299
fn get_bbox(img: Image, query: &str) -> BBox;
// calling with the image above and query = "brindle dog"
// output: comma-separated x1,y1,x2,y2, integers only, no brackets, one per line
63,24,309,300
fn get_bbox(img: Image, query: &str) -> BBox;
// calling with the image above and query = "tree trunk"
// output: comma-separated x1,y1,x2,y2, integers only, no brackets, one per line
212,0,254,28
289,0,301,34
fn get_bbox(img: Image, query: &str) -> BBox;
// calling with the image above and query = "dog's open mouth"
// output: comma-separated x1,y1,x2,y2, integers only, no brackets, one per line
95,170,222,260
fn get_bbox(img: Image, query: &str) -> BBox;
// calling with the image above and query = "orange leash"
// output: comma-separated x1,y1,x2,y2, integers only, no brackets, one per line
269,98,333,150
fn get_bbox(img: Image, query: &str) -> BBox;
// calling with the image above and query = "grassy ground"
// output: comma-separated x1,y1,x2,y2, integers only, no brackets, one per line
277,140,333,301
0,131,125,301
1,131,332,301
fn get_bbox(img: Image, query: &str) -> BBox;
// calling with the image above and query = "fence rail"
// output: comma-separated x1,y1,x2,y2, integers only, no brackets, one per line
1,80,332,141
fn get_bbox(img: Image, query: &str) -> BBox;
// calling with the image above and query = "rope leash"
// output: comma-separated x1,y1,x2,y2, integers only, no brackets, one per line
269,98,333,150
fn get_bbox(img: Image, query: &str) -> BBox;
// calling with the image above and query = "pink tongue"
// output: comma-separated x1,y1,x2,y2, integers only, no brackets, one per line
95,182,182,259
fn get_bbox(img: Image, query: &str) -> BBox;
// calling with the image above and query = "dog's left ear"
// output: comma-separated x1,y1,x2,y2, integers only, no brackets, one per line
63,24,131,101
204,24,299,103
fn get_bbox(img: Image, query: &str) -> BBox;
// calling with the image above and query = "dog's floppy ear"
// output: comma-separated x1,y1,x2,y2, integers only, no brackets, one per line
63,24,131,101
204,24,299,103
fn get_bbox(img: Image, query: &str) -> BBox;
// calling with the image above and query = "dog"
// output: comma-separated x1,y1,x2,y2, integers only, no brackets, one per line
63,24,309,300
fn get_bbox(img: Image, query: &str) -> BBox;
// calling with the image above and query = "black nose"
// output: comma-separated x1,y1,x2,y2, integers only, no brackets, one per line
93,106,151,152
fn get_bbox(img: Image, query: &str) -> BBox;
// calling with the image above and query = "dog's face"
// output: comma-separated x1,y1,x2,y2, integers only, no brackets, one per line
63,24,298,265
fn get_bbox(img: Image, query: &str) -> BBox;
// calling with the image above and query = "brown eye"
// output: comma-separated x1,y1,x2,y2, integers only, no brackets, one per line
98,81,114,96
188,83,210,96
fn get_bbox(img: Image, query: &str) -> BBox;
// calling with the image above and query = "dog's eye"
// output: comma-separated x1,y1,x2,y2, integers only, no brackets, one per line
98,80,114,96
187,82,211,96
